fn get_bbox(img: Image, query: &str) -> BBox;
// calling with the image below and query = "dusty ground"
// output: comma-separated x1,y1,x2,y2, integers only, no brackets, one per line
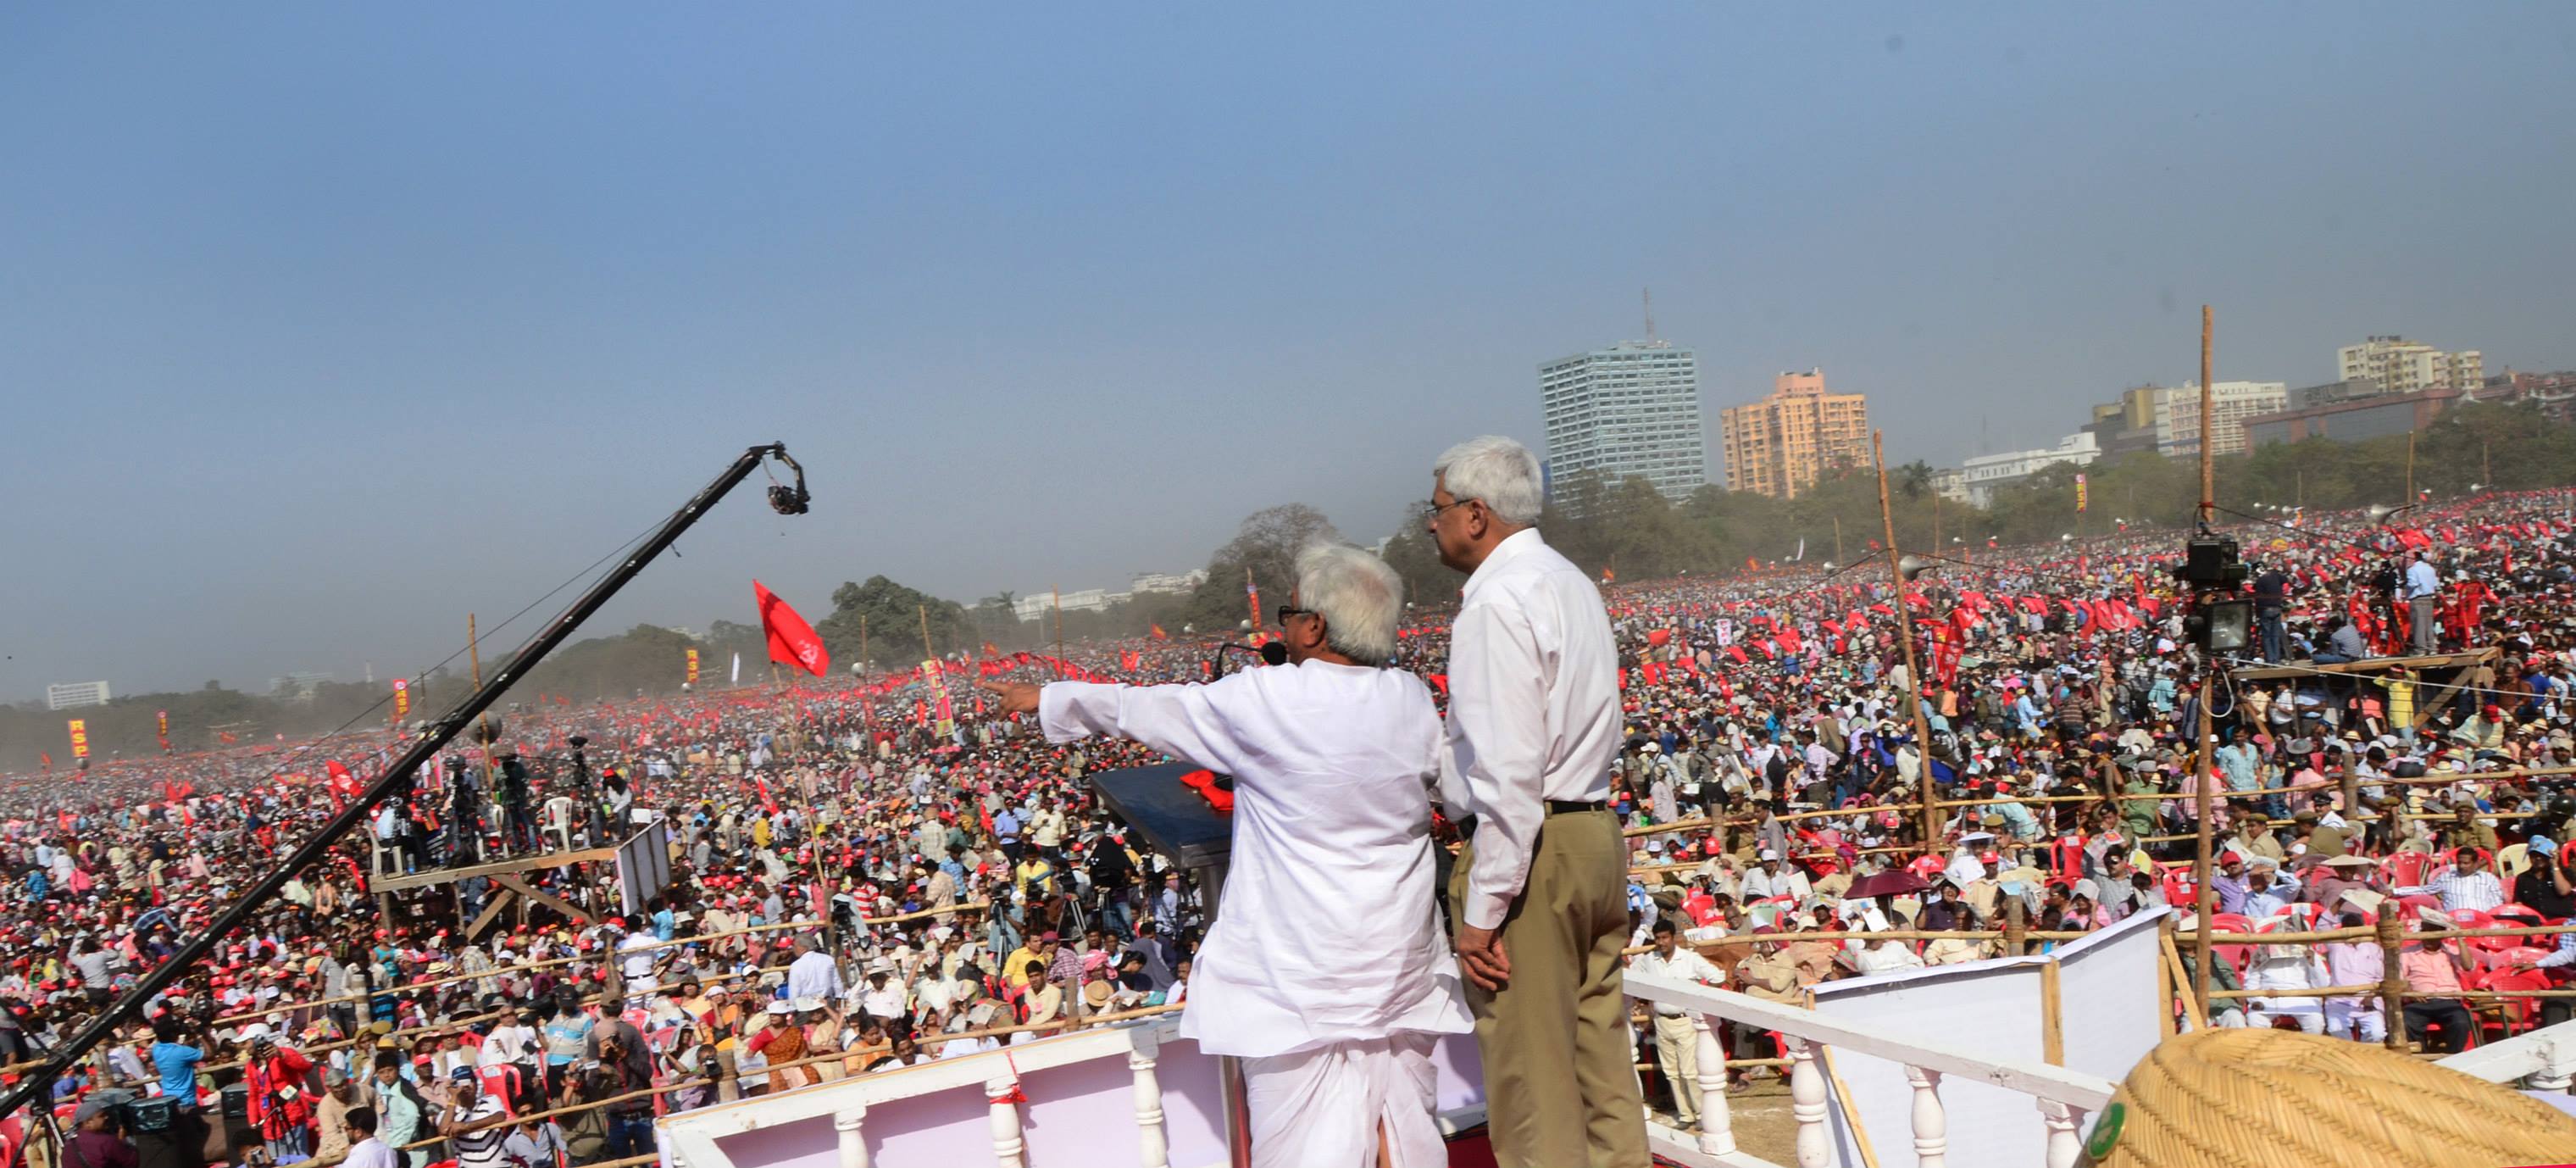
1650,1075,1800,1164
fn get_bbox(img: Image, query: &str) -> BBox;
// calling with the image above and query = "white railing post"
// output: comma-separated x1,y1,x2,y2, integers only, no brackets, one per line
834,1104,870,1168
987,1075,1026,1168
1130,1030,1170,1168
1905,1065,1946,1168
1692,1011,1735,1156
1787,1037,1829,1168
2039,1098,2085,1168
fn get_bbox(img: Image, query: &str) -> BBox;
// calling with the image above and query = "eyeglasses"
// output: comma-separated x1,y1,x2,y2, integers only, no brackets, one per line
1422,497,1478,520
1276,605,1316,625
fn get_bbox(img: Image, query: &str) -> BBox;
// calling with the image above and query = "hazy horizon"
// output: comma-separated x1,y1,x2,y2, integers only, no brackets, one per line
4,3,2573,700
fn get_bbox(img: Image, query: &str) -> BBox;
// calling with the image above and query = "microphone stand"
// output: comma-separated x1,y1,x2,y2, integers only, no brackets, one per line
1206,641,1289,679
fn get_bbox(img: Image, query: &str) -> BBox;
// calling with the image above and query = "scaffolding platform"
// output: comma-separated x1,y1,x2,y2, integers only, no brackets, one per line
370,845,619,892
2228,646,2500,733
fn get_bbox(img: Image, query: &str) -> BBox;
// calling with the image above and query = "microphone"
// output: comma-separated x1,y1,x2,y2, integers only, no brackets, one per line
1208,620,1291,678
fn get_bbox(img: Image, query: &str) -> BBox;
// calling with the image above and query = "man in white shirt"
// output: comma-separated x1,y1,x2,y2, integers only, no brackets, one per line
342,1107,398,1168
2405,551,2442,654
1739,849,1812,904
1425,435,1646,1168
1628,920,1726,1130
787,934,847,1003
984,542,1471,1168
615,927,663,1004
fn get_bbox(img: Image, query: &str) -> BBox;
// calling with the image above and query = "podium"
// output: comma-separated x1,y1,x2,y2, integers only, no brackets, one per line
1088,762,1251,1168
1089,762,1242,943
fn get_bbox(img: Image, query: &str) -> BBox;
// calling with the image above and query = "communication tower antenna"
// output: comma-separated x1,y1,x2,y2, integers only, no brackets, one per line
1643,287,1655,340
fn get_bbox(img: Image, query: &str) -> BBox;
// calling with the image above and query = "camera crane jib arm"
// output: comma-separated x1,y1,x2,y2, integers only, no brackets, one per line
0,442,812,1122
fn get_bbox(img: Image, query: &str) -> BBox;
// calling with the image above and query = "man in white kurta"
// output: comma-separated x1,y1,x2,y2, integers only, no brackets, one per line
985,545,1471,1168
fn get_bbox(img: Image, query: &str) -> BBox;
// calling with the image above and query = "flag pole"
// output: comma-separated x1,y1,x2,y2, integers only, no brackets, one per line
1872,431,1941,855
2193,304,2218,1019
1053,586,1064,664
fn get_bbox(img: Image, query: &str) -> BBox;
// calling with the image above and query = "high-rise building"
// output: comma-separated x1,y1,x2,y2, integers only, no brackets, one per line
1538,340,1707,500
2158,381,2288,458
1718,369,1871,499
2337,336,2482,395
45,681,111,711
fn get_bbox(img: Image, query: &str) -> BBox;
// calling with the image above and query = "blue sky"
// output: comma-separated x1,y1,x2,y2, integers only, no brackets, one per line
3,3,2572,698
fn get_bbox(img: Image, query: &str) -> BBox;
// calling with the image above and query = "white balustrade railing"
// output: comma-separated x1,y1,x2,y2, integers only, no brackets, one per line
2434,1019,2576,1092
661,1017,1201,1168
1624,969,2120,1168
657,966,2573,1168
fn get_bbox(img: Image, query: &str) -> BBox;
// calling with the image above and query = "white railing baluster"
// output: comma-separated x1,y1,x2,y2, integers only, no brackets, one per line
1787,1037,1829,1168
1692,1010,1735,1156
834,1104,871,1168
987,1075,1026,1168
1130,1031,1170,1168
1905,1065,1946,1168
2039,1099,2085,1168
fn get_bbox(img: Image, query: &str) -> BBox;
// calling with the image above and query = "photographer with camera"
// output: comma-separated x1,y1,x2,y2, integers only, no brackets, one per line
68,1093,141,1168
238,1024,317,1163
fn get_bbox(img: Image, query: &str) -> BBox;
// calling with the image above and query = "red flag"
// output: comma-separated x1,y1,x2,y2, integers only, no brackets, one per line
753,580,831,676
325,760,361,805
1150,624,1169,641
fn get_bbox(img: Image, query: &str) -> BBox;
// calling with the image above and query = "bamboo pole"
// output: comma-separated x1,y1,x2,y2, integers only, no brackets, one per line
203,908,991,1029
2156,915,2179,1037
2038,959,2064,1065
2174,921,2576,946
1873,431,1941,855
1819,1043,1882,1168
2160,929,2209,1030
2377,904,2409,1051
2193,303,2217,1017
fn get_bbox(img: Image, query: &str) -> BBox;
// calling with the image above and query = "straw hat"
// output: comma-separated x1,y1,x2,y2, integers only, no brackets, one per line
2079,1027,2576,1166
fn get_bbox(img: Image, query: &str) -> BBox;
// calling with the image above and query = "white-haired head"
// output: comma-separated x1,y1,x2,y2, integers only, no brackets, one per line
1433,436,1543,527
1294,542,1403,666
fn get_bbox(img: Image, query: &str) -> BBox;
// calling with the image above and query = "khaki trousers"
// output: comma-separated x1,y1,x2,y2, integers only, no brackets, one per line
1453,809,1649,1168
1652,1013,1703,1124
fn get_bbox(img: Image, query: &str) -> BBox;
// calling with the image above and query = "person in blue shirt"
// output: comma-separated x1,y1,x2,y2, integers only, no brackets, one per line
992,809,1023,859
2404,550,2443,654
150,1015,205,1105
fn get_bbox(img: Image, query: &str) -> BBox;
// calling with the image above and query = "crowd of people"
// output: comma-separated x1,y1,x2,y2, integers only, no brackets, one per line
3,479,2573,1168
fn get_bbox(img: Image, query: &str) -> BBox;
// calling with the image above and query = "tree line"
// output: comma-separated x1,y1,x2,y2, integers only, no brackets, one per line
11,400,2567,771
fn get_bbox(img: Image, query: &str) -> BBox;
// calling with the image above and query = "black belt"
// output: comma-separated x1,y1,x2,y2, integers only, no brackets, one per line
1457,800,1606,840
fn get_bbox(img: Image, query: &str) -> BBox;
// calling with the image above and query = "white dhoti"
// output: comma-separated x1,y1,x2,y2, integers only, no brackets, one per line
1243,1034,1442,1168
2246,995,2325,1033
